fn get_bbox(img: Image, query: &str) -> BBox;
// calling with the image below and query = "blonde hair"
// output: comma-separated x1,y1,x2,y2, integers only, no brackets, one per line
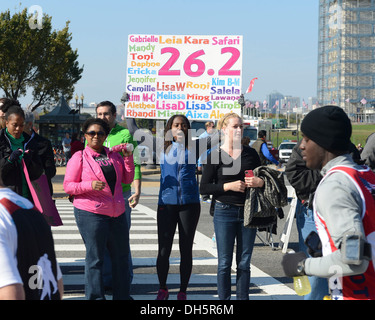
217,112,242,130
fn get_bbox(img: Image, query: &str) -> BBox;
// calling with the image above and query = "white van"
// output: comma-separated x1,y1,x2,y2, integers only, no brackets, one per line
278,141,297,163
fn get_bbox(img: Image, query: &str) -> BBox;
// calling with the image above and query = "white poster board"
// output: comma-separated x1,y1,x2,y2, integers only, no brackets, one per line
125,34,243,121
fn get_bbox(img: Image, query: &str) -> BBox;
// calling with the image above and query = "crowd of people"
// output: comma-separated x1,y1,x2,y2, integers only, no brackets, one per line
1,96,375,301
0,98,61,300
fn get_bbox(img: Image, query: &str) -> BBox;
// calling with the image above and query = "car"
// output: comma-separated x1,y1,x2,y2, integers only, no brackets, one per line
278,140,297,163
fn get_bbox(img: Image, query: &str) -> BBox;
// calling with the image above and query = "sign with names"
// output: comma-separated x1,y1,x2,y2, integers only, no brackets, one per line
125,34,243,120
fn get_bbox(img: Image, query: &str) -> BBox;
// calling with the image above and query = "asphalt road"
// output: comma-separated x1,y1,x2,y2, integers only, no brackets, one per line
137,172,300,291
52,165,300,292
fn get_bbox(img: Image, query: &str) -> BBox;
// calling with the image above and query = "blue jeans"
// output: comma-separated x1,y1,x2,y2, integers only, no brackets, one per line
103,190,133,287
214,202,257,300
74,207,130,300
296,200,329,300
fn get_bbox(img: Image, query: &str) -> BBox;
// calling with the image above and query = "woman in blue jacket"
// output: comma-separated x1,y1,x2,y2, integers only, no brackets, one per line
127,115,217,300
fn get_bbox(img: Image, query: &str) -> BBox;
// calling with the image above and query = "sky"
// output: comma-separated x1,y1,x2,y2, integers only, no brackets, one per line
1,0,319,107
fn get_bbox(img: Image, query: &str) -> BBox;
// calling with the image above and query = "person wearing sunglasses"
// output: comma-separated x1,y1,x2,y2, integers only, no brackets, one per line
63,118,135,300
95,100,141,293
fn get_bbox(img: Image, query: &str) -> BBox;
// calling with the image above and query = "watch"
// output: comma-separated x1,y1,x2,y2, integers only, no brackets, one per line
296,259,306,276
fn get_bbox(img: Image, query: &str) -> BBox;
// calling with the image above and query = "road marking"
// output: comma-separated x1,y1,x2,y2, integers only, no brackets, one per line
53,200,299,300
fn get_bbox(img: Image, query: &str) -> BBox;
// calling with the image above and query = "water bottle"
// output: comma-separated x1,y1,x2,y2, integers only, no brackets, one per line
288,250,311,296
293,275,311,296
110,143,134,153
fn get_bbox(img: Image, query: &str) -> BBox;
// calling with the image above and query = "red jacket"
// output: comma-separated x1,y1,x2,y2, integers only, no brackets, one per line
70,140,84,156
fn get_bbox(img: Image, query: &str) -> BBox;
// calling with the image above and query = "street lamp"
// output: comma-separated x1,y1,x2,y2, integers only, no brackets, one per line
69,109,79,133
75,93,84,114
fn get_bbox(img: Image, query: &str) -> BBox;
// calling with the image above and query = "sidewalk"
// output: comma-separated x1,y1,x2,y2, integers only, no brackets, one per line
52,164,160,199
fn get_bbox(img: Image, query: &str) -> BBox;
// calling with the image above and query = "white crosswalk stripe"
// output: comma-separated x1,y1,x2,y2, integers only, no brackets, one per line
52,199,299,300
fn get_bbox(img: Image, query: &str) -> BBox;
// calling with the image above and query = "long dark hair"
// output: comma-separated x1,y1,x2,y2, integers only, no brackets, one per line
163,115,191,154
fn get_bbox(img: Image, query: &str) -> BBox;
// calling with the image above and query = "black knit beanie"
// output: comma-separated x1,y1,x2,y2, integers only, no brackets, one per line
301,105,352,152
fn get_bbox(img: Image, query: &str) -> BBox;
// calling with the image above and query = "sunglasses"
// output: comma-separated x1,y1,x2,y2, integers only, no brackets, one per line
85,131,106,137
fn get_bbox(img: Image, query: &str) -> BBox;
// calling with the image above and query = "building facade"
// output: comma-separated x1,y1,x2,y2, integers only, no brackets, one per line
266,90,284,114
318,0,375,121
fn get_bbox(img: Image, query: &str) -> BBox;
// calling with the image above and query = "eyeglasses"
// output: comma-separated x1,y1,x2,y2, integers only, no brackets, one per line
85,131,106,137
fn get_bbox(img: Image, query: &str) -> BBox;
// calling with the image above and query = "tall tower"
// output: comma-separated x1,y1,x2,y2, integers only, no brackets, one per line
318,0,375,118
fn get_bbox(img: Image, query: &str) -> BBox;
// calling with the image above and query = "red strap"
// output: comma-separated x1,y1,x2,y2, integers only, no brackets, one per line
0,198,22,215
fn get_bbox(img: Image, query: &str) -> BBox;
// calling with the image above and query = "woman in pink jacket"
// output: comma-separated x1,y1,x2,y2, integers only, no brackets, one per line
63,118,134,300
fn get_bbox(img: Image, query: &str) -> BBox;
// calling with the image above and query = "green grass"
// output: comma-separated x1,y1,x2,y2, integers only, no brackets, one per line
271,131,298,148
270,124,375,148
351,124,375,147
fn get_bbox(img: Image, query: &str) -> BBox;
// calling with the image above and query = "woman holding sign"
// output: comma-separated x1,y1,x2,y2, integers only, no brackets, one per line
126,115,218,300
200,112,264,300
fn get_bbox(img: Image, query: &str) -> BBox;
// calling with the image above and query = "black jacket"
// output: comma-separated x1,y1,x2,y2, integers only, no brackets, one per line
244,166,288,228
284,140,321,206
0,129,44,201
29,130,56,195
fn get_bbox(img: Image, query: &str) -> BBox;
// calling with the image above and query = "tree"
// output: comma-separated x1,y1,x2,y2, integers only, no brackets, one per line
0,8,83,111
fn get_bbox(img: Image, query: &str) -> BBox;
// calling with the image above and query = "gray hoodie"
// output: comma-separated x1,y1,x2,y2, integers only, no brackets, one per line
305,154,369,278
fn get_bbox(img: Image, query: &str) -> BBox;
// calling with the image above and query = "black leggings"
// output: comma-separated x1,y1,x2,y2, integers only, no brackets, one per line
156,203,201,293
